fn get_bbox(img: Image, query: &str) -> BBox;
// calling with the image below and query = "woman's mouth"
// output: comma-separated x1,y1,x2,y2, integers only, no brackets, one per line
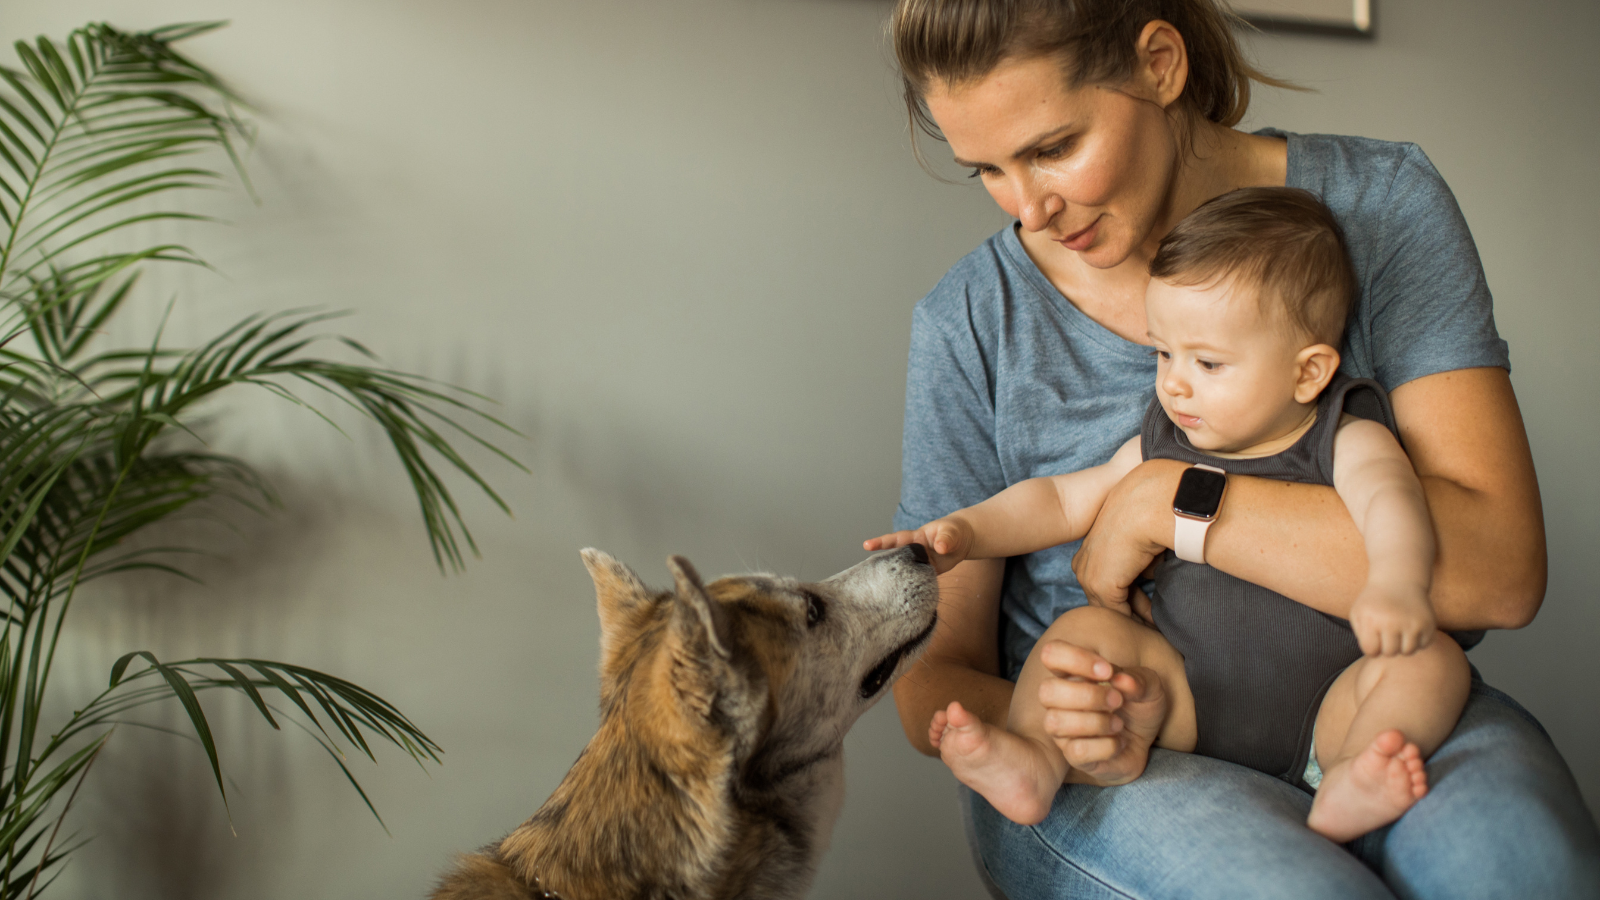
1058,216,1102,252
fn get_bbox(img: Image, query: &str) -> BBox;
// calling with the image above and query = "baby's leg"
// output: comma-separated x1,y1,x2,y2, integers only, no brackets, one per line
933,605,1192,825
1306,632,1471,842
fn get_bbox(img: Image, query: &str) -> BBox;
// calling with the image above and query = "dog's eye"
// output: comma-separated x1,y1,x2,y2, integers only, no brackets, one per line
804,591,827,628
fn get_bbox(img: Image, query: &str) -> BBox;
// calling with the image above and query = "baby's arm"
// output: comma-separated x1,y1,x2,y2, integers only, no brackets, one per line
1331,416,1439,656
866,436,1143,572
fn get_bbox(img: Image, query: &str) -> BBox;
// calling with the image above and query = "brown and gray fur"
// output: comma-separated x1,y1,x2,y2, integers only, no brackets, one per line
429,545,939,900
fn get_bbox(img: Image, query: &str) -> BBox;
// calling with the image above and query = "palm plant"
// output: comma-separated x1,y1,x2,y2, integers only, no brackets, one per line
0,22,520,895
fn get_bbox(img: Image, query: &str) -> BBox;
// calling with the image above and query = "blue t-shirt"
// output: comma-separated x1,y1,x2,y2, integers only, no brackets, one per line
893,131,1510,678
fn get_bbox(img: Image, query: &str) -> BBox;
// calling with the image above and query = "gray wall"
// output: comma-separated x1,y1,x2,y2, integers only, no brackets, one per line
0,1,1592,898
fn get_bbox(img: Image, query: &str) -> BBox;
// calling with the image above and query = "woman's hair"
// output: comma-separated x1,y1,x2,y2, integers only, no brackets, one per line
891,0,1285,148
1150,187,1356,346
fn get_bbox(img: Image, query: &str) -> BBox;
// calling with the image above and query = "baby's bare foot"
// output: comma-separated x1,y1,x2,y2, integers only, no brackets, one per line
1307,729,1428,843
934,702,1064,826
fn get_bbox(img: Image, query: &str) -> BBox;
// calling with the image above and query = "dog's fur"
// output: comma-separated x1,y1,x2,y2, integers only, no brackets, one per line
429,545,939,900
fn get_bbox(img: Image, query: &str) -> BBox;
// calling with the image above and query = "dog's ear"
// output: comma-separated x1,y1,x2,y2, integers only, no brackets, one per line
581,548,652,661
668,555,731,662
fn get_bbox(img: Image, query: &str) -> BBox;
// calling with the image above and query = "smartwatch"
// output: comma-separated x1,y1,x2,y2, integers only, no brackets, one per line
1173,464,1227,565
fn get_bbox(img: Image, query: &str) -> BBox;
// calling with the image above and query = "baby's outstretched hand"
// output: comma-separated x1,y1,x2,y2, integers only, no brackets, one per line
1349,581,1436,656
863,517,972,574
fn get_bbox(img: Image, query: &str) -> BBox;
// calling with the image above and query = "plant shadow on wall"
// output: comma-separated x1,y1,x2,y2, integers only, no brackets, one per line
0,22,524,896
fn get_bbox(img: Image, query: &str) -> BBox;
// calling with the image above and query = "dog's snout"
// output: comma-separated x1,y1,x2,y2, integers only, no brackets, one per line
908,543,930,565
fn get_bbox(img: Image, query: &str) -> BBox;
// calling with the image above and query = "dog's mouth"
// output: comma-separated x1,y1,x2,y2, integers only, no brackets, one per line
858,614,939,700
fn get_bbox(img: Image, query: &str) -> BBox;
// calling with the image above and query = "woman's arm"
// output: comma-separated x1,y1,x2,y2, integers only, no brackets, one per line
892,558,1011,755
1072,367,1545,631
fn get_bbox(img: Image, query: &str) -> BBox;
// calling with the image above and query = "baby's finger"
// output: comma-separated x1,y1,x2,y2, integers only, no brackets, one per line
1354,623,1378,657
1109,668,1157,705
863,531,910,551
1382,627,1400,657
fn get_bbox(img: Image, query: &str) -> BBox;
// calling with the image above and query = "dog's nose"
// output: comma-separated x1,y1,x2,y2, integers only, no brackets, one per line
908,543,930,565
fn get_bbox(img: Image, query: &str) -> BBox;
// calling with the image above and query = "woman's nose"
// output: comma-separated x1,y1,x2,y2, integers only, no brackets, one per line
1015,177,1064,233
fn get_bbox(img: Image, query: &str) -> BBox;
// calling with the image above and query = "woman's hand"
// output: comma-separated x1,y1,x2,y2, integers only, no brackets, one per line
1071,458,1185,614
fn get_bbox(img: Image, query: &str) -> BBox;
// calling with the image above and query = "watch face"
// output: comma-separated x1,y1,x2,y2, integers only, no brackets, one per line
1174,467,1227,518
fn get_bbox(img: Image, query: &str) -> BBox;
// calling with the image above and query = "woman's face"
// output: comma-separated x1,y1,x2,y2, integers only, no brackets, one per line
924,55,1181,270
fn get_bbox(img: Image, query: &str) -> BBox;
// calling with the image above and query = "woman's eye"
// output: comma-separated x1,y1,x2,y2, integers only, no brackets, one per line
1037,139,1075,159
967,166,994,180
805,592,827,628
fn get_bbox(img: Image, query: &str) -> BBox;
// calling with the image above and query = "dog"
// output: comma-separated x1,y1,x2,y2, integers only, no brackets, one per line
429,544,939,900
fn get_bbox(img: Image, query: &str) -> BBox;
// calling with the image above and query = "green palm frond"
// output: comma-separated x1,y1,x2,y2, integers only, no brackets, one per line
0,22,244,336
49,653,445,827
0,22,527,892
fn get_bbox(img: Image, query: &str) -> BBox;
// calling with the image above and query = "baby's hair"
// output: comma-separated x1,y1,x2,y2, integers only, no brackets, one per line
1150,187,1355,346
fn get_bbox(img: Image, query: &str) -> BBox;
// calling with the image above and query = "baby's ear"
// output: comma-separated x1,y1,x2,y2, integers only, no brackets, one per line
1293,344,1342,404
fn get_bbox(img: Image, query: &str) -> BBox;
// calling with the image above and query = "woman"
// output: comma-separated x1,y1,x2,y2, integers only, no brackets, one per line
885,1,1600,897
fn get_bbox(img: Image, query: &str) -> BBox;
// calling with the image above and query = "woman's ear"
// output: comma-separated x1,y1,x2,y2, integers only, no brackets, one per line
1293,344,1342,404
1133,20,1189,110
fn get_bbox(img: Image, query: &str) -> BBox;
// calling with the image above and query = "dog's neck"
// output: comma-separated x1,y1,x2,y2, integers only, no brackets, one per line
495,693,742,899
493,700,843,900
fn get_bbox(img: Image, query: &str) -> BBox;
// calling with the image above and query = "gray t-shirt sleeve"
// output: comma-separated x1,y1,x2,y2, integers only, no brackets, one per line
893,296,1006,532
1350,144,1510,388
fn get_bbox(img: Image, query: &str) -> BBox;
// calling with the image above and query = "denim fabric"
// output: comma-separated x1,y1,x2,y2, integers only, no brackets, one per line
963,682,1600,899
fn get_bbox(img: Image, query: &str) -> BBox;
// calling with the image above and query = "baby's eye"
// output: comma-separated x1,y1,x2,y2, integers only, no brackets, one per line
1153,350,1170,360
1197,359,1220,371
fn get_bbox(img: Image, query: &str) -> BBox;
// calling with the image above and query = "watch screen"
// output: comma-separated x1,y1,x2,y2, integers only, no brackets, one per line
1174,468,1227,518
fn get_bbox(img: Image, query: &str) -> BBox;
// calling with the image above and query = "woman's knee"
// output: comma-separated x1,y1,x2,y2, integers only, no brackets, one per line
1366,688,1600,895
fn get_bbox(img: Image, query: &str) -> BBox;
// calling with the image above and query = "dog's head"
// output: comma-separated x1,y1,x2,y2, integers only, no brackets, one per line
580,546,940,780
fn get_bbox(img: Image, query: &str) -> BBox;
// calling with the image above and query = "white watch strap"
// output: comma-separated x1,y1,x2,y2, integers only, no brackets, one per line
1173,515,1213,564
1173,464,1226,565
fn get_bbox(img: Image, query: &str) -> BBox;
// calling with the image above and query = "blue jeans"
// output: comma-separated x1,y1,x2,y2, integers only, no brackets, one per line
962,678,1600,899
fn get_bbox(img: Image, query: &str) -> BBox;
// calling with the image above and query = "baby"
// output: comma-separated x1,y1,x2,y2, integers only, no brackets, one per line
868,187,1471,842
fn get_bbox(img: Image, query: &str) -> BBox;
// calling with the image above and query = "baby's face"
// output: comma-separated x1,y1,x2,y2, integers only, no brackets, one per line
1145,276,1317,454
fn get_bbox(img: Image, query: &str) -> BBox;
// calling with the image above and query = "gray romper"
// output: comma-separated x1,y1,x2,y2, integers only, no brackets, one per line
1141,373,1395,787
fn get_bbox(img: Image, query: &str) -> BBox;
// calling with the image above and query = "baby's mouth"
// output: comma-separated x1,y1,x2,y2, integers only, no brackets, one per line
1176,413,1203,430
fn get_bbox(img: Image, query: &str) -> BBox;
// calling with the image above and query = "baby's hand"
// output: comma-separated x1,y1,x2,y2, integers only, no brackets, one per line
863,516,972,574
1349,581,1436,656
